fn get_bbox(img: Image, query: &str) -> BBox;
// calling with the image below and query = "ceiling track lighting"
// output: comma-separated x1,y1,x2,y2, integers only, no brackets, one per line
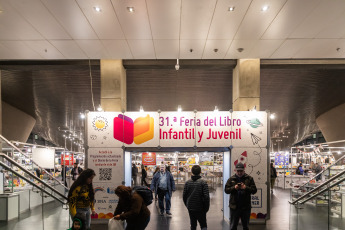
175,59,180,71
127,7,135,13
229,7,235,11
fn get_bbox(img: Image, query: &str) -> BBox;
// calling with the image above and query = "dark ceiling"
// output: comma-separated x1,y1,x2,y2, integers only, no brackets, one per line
1,60,345,151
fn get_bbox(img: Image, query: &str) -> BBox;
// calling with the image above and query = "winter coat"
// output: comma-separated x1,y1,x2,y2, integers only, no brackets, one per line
183,175,210,212
71,167,83,181
271,167,277,178
114,192,150,225
132,165,138,177
150,171,176,197
225,173,257,210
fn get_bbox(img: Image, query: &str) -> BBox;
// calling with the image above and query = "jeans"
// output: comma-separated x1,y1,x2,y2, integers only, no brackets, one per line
188,210,207,230
126,217,150,230
157,188,171,213
230,208,251,230
141,177,149,186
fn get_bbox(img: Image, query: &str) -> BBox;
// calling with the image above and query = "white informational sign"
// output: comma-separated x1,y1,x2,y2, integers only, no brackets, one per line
88,148,123,219
32,148,55,168
87,111,268,148
231,147,268,219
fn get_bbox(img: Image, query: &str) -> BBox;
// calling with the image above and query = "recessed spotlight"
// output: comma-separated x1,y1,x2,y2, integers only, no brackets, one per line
229,7,235,11
261,5,269,11
93,6,101,12
127,7,135,13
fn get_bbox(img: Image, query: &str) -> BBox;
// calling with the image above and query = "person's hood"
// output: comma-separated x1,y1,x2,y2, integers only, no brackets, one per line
73,218,82,228
191,175,201,181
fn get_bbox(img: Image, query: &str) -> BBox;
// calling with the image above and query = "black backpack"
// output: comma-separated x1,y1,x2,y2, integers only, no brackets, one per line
132,186,153,206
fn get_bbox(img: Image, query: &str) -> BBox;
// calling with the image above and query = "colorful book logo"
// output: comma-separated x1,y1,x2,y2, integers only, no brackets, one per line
113,114,154,144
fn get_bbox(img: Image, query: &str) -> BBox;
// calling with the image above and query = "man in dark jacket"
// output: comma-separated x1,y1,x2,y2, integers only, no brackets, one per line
71,163,83,181
132,163,138,186
183,165,210,230
225,163,257,230
150,165,176,216
141,165,149,186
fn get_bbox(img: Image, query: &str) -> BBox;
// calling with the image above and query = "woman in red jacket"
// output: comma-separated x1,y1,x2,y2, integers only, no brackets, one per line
113,185,150,230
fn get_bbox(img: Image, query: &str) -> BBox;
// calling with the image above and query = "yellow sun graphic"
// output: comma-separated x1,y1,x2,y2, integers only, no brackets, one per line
92,116,108,131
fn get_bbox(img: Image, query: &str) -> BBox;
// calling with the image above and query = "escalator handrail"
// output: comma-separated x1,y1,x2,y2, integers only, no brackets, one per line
297,176,345,205
296,154,345,191
0,134,69,191
289,169,345,205
0,153,68,201
0,161,67,204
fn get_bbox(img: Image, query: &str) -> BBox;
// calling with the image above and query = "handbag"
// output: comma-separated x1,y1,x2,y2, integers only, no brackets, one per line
108,218,124,230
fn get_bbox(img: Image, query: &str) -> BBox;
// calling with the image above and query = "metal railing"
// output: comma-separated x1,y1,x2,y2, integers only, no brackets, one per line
0,134,69,191
289,169,345,205
0,153,68,204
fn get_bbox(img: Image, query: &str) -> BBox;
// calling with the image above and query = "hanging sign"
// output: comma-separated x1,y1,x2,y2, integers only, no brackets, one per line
142,152,156,165
61,154,74,166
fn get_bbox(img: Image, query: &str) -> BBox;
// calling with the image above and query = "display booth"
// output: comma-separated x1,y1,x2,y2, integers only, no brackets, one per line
86,111,270,222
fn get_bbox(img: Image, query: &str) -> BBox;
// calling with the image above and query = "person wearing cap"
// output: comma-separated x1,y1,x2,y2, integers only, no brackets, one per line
71,162,83,181
150,164,176,216
225,163,257,230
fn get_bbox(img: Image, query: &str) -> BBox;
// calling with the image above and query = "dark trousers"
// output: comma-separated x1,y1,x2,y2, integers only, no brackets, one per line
141,177,149,186
188,210,207,230
157,188,171,213
126,217,150,230
230,208,251,230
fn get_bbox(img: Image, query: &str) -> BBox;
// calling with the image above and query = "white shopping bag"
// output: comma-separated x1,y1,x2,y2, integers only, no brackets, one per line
108,218,124,230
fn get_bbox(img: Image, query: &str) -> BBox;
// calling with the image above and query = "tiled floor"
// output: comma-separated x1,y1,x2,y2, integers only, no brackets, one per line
1,187,342,230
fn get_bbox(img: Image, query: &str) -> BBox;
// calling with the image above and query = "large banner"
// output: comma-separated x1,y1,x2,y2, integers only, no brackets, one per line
88,148,123,219
87,111,267,148
87,111,269,219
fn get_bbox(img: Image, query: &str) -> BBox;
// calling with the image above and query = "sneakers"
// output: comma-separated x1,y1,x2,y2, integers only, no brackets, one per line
166,211,172,215
160,210,164,216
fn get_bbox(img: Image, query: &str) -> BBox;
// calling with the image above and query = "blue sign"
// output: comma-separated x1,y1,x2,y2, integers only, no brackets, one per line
275,152,289,168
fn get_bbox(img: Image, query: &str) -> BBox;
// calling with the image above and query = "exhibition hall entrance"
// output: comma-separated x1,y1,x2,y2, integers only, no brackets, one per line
125,150,232,221
131,151,224,190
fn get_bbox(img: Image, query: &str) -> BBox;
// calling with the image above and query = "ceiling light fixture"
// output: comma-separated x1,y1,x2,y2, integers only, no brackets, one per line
214,106,219,112
127,7,135,13
261,5,269,11
140,106,144,113
97,104,103,112
229,7,235,11
175,59,180,71
177,105,182,112
93,6,102,12
80,113,85,119
270,113,276,119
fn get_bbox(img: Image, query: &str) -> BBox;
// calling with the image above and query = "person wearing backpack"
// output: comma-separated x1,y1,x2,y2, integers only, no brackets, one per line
113,185,151,230
183,165,210,230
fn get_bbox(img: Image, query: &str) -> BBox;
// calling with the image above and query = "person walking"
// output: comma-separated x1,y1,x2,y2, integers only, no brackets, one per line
270,163,277,193
132,163,138,186
113,185,151,230
183,165,210,230
61,165,68,187
68,169,96,230
71,162,83,181
153,167,160,201
150,165,176,216
141,165,149,187
315,163,322,181
225,163,257,230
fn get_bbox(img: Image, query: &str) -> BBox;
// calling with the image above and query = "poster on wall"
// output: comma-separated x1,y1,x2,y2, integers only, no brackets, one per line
275,152,289,168
231,147,268,220
88,148,123,219
142,152,156,165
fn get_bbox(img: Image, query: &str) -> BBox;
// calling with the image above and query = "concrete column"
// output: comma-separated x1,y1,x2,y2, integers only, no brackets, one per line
316,103,345,159
100,60,126,112
232,59,260,111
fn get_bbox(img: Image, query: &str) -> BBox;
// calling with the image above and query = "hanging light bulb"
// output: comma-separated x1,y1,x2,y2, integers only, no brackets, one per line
214,106,219,112
140,106,144,113
177,105,182,112
175,59,180,70
97,104,103,112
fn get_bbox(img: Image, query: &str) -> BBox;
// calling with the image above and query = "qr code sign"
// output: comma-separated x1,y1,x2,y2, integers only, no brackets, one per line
99,168,112,181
